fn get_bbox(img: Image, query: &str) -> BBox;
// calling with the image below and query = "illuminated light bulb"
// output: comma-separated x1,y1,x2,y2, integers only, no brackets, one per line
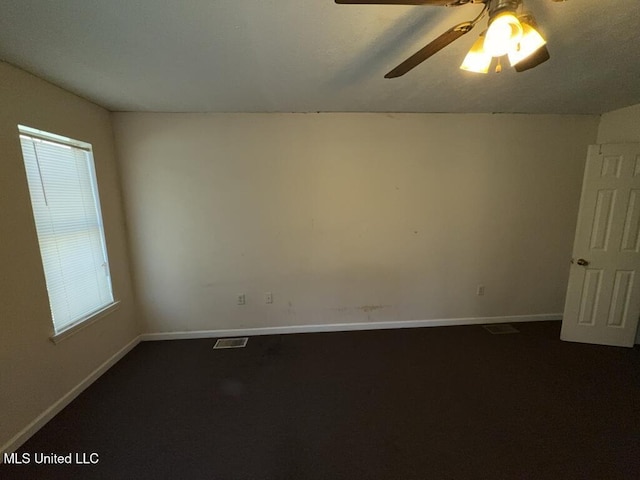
508,21,546,66
460,35,492,74
484,12,523,57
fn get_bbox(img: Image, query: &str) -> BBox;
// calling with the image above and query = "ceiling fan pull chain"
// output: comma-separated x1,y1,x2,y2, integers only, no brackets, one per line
495,57,502,73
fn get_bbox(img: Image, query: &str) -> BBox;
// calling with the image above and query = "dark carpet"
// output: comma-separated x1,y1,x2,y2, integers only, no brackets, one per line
3,321,640,479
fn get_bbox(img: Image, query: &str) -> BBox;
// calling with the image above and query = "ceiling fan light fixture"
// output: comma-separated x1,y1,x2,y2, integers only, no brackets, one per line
484,12,523,57
508,16,547,66
336,0,553,78
460,35,492,74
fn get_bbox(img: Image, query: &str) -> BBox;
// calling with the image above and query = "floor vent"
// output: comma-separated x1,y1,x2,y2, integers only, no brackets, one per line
213,337,248,349
483,324,520,335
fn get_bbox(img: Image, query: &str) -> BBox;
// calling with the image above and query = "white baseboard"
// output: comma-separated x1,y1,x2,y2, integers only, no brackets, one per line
0,335,140,459
140,313,562,341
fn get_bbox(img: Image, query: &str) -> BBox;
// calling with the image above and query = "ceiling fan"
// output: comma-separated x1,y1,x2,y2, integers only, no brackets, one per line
335,0,564,77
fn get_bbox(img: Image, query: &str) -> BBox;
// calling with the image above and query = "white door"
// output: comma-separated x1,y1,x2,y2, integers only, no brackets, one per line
561,143,640,347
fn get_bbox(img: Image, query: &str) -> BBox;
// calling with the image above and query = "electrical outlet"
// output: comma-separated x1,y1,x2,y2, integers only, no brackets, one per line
476,285,485,296
237,294,246,305
265,292,273,304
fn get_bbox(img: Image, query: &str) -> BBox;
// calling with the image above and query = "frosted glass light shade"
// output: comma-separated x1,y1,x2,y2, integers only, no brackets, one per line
484,13,523,57
460,36,492,74
508,22,547,66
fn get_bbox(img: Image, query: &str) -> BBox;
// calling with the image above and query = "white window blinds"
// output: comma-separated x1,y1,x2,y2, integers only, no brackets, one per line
19,126,114,333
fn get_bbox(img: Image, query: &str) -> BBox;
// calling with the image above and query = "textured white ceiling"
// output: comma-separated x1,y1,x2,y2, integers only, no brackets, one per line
0,0,638,114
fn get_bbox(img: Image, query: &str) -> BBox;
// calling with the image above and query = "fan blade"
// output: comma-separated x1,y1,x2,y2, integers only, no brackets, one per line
514,45,550,72
384,22,474,78
335,1,465,5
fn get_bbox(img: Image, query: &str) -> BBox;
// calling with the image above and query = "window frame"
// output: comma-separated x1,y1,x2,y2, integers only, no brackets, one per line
18,125,119,343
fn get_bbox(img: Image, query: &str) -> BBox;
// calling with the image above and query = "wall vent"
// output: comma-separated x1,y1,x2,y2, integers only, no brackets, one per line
213,337,248,349
482,324,520,335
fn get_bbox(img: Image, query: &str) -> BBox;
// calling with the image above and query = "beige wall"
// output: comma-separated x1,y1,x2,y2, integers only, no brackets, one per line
597,103,640,143
0,62,139,451
113,112,599,333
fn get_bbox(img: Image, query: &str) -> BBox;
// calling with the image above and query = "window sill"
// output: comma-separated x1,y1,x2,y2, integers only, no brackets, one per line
50,301,121,345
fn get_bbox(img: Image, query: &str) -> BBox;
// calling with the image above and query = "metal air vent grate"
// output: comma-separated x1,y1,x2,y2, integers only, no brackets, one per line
213,337,248,349
482,324,520,335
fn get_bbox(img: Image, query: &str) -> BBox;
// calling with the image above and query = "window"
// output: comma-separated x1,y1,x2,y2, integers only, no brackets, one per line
19,125,115,335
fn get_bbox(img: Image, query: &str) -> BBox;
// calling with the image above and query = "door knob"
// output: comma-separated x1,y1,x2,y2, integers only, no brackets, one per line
576,258,589,266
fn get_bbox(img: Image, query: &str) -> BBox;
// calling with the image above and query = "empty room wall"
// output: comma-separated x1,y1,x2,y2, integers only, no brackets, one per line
597,103,640,144
0,62,139,452
114,113,599,334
